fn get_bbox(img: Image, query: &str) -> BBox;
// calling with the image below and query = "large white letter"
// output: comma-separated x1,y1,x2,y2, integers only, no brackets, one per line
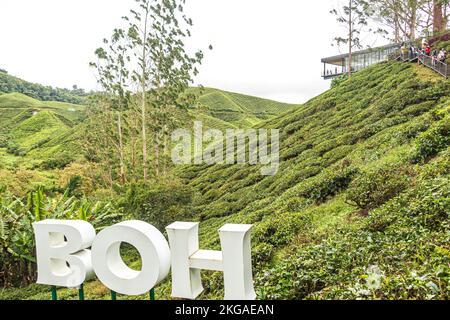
33,219,96,288
91,221,171,296
166,222,256,300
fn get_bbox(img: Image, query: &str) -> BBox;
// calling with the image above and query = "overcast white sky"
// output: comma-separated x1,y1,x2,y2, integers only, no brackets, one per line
0,0,383,103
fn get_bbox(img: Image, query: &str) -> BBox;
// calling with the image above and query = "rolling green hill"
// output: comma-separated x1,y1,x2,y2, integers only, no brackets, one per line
0,92,86,171
0,84,298,203
2,60,449,301
0,87,296,172
192,87,298,128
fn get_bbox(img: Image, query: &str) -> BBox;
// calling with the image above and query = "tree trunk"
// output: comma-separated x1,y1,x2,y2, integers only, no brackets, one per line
163,124,168,176
117,112,126,185
433,0,445,34
154,132,160,177
130,113,138,182
348,0,353,78
141,10,149,182
394,12,400,43
410,4,417,40
141,77,148,182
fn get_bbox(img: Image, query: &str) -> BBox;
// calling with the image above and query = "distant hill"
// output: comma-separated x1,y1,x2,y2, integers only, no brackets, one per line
191,87,298,128
0,72,87,104
0,86,299,172
0,93,85,170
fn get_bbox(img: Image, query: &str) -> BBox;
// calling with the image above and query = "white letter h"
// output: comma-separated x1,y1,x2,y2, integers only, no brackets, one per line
166,222,256,300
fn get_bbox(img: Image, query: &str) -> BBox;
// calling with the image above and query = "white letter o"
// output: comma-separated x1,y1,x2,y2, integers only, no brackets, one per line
91,221,171,295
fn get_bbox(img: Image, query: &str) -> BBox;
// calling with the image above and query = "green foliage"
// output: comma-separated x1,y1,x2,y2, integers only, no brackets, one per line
119,183,194,232
257,176,450,300
346,164,412,211
3,60,450,300
40,153,74,170
0,92,84,172
331,74,349,88
0,72,87,104
0,188,122,287
412,115,450,163
192,87,297,128
172,61,450,300
296,166,357,204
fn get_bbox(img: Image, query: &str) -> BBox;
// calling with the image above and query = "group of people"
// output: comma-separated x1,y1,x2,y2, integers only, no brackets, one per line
324,66,355,77
401,39,447,66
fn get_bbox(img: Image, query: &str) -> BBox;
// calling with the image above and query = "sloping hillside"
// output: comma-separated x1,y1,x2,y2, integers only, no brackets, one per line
175,61,450,300
193,87,298,128
0,93,85,171
0,86,297,199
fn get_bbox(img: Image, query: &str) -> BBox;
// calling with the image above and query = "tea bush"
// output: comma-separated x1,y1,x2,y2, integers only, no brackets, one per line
346,164,412,211
412,116,450,162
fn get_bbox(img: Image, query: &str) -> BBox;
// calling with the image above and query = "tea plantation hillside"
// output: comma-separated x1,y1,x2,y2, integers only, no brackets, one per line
1,61,449,300
0,93,86,168
175,61,450,300
0,87,294,174
192,87,298,128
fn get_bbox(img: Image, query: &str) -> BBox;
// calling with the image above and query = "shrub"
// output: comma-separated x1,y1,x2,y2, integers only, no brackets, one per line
256,176,450,300
0,135,8,148
331,74,349,88
297,167,357,204
40,154,73,170
122,182,194,231
346,164,412,211
6,141,26,156
412,117,450,163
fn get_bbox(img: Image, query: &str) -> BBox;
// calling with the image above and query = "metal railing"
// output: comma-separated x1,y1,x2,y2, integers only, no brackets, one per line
389,48,449,78
389,50,419,62
321,66,366,79
418,54,449,78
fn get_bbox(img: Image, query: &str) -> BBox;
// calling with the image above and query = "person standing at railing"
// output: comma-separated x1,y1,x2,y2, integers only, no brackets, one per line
438,49,447,63
425,45,431,56
432,49,438,67
408,46,415,60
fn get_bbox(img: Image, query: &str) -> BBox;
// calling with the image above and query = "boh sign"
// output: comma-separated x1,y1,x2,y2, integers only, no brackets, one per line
33,220,256,300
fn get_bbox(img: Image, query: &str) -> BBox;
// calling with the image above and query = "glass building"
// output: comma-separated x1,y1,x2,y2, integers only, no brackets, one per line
321,43,401,79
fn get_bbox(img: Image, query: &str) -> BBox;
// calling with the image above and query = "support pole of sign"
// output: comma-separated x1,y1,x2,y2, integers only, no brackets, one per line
111,290,117,300
149,288,155,300
51,286,57,301
78,284,85,300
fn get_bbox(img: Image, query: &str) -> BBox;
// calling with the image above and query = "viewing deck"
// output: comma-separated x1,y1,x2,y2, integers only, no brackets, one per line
321,43,402,79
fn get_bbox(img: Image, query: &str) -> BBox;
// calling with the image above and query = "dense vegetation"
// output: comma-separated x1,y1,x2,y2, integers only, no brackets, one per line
0,87,292,196
0,71,87,105
173,61,450,300
0,188,122,287
1,60,449,300
193,87,296,128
